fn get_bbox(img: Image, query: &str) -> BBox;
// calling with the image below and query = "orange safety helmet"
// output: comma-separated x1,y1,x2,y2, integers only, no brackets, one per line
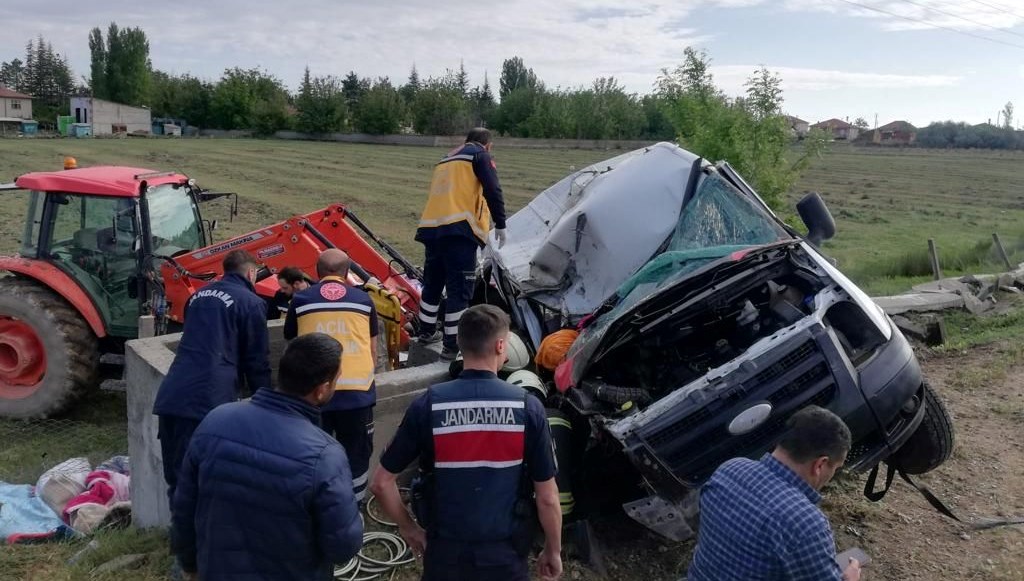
63,156,78,170
535,329,579,371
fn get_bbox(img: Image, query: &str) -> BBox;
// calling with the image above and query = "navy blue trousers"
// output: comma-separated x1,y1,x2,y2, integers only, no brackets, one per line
418,237,479,349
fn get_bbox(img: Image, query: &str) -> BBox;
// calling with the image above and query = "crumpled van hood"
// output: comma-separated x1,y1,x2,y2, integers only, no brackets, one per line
484,142,700,318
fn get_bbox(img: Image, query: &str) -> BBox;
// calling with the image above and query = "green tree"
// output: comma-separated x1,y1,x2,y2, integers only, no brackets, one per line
400,64,420,106
150,71,214,127
91,23,151,105
659,48,825,208
295,67,347,134
17,37,75,124
0,58,26,92
640,95,675,140
412,74,471,135
341,72,370,112
1001,101,1014,129
468,73,496,127
210,67,288,131
499,57,538,99
355,78,404,134
525,90,574,138
455,61,470,98
492,85,543,136
88,27,106,98
853,117,869,130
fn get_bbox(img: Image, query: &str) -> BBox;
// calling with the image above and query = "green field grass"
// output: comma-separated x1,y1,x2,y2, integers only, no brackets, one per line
3,139,1024,295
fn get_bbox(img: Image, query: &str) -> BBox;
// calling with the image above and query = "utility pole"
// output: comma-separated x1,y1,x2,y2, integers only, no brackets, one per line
874,113,878,129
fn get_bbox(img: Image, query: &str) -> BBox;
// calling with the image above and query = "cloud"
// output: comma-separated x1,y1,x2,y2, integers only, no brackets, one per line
0,0,729,92
783,0,1024,33
712,65,962,93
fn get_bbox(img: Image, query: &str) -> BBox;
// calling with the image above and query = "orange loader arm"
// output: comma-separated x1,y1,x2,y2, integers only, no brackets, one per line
159,204,421,327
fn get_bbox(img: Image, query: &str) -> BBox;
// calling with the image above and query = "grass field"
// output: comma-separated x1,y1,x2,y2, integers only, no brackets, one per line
4,139,1024,296
2,138,1024,578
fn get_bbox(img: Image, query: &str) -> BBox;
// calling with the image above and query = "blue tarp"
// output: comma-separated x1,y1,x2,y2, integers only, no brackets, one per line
0,483,65,542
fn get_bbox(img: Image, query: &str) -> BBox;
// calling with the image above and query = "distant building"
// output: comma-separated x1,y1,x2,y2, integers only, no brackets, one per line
873,120,917,144
69,97,151,136
784,115,809,138
0,86,35,136
0,86,33,119
811,118,859,141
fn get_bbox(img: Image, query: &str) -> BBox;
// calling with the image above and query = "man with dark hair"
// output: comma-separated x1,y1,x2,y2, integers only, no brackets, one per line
267,266,312,320
153,249,272,512
285,249,379,503
172,333,363,580
371,304,563,581
415,127,507,360
688,406,861,581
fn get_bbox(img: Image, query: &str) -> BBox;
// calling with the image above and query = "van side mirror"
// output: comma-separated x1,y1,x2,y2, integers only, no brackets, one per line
796,192,836,247
211,219,219,232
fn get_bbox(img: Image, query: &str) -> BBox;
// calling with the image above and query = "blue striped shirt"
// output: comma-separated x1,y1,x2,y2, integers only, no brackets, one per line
688,454,843,581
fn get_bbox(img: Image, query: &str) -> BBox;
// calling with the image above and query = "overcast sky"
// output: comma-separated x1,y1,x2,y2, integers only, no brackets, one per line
3,0,1023,127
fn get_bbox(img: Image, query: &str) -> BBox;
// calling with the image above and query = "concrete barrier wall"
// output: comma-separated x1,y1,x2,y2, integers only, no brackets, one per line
126,320,449,529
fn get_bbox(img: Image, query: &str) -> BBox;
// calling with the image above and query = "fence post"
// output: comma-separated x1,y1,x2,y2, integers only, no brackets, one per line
928,239,943,280
992,233,1013,270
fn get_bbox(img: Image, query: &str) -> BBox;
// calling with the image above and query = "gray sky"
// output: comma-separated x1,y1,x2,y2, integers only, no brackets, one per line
3,0,1023,126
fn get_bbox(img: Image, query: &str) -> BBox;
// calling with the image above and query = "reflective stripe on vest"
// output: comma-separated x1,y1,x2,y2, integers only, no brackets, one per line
431,399,526,469
418,153,491,243
295,278,375,391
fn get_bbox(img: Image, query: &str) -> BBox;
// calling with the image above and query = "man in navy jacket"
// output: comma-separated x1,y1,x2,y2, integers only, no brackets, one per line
172,333,364,580
153,250,272,508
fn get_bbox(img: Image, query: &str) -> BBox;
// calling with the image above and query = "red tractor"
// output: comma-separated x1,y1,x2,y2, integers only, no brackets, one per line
0,164,421,419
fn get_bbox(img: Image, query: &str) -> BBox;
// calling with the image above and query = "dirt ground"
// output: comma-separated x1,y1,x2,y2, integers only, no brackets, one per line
822,347,1024,581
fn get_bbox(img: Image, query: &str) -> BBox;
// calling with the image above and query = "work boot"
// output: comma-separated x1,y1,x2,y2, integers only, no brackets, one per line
417,330,442,344
440,345,459,361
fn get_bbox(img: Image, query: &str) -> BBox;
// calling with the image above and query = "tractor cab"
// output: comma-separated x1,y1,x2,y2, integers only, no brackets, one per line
12,166,210,337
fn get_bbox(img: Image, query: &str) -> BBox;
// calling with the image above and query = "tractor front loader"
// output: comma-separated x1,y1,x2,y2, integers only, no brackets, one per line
0,164,421,419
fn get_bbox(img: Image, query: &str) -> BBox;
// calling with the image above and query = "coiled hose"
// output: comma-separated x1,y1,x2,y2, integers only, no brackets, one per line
333,493,415,580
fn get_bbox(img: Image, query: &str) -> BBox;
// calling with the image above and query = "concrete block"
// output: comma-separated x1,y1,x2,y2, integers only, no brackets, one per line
873,292,965,315
125,334,176,529
962,292,989,315
126,320,445,530
406,340,443,367
913,279,973,295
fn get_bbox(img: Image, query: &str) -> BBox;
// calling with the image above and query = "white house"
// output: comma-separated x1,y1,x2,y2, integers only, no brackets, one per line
0,86,33,119
70,97,151,135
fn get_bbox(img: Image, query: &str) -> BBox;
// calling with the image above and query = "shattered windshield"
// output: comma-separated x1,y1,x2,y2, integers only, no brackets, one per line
613,171,790,313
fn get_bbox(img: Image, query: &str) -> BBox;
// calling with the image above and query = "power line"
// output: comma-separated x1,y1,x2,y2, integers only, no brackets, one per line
832,0,1024,50
897,0,1024,40
966,0,1024,21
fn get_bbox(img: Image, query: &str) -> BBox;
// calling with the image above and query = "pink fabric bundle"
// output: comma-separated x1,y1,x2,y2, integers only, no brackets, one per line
62,470,131,533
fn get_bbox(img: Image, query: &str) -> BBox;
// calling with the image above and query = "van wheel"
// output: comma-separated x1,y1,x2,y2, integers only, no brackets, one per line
889,382,954,475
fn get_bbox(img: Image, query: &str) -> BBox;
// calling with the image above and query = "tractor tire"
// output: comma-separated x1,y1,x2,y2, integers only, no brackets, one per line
889,382,955,475
0,276,100,419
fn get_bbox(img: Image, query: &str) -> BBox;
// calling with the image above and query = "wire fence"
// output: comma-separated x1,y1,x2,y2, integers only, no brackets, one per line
0,418,127,485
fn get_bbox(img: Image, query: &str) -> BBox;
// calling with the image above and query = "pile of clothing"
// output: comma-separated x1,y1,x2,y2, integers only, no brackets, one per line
0,456,131,544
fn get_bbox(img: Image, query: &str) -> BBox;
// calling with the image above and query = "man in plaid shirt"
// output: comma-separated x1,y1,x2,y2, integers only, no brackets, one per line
687,406,862,581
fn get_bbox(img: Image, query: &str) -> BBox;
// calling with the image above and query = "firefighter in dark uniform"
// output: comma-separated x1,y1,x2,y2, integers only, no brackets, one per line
266,266,312,320
371,305,563,581
153,249,272,508
284,249,379,502
415,127,507,360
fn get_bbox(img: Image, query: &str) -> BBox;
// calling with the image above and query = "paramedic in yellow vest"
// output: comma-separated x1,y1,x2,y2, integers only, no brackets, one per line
284,249,379,501
416,127,508,361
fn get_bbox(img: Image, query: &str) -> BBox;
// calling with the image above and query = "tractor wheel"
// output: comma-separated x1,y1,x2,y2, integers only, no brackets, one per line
0,276,100,419
889,382,955,475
